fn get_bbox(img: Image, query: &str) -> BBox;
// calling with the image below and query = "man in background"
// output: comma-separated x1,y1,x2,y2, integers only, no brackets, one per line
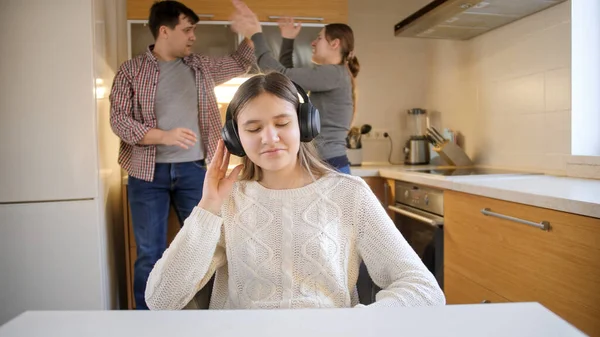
109,0,254,310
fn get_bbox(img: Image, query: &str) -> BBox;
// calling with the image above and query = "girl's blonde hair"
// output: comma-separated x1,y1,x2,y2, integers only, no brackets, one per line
227,72,335,181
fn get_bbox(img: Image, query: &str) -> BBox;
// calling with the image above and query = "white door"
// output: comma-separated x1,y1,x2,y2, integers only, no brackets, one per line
0,0,98,203
0,200,105,325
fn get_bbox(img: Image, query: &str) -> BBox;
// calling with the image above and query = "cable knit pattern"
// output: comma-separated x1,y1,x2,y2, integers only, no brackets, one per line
145,173,446,310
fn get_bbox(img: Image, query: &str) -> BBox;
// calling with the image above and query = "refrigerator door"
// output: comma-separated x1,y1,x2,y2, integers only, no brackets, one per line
0,200,105,325
0,0,98,203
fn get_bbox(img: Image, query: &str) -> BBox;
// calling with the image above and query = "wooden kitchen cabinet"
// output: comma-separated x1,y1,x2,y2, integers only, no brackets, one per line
444,190,600,336
444,266,510,305
362,177,394,219
127,0,348,23
128,0,231,21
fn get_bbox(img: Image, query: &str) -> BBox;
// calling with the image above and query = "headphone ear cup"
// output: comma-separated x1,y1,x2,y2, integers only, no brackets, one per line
298,102,320,142
298,102,310,142
221,120,246,157
309,105,321,140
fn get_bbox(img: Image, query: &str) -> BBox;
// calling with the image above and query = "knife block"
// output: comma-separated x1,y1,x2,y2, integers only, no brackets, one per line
432,141,473,167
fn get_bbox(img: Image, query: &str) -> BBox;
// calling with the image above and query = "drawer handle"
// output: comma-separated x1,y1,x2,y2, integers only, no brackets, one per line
481,208,551,231
196,14,215,18
268,16,324,21
481,300,491,304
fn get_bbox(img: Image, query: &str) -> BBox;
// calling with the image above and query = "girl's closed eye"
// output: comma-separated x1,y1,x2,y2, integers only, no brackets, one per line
245,127,261,133
276,122,290,127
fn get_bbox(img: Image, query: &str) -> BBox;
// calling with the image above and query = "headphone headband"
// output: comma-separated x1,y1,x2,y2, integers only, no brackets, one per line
293,82,311,108
225,80,311,122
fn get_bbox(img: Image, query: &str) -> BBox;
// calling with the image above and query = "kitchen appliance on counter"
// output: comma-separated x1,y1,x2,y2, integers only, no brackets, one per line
404,108,430,165
426,126,473,167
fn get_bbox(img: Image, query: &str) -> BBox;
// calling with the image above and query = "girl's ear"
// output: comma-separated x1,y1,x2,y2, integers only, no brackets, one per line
329,38,341,50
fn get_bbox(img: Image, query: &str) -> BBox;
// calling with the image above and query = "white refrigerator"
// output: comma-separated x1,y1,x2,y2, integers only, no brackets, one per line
0,0,122,325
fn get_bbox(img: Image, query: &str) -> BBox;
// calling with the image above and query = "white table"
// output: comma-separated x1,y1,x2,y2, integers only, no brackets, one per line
0,302,586,337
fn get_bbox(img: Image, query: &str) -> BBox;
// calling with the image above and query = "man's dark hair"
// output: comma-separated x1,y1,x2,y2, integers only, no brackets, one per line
148,1,199,39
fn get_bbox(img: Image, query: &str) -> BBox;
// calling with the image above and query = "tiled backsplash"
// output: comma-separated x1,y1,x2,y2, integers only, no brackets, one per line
427,1,574,175
347,0,599,176
349,0,434,164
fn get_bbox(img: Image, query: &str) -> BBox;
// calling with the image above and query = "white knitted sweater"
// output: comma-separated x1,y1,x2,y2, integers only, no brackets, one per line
145,173,445,310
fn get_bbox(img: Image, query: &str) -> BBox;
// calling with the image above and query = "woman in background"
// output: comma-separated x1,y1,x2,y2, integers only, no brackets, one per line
231,0,360,174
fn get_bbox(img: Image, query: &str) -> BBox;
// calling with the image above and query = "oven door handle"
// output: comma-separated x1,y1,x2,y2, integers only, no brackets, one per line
388,204,444,227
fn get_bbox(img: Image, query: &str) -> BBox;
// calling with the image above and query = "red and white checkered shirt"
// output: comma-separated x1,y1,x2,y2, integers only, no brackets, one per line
109,40,254,182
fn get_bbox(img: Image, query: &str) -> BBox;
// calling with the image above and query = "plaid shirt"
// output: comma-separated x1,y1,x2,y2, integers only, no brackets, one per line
109,40,254,182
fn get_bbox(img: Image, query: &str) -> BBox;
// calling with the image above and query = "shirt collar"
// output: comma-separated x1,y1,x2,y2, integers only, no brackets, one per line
145,44,197,67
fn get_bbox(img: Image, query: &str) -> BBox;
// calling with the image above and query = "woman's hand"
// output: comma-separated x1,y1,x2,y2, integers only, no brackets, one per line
278,17,301,39
197,140,244,215
230,0,262,39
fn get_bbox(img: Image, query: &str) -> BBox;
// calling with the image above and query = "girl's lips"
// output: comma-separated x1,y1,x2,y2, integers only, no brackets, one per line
261,148,284,154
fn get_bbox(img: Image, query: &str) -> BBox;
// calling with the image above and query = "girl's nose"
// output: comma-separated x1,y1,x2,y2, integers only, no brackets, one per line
261,125,280,144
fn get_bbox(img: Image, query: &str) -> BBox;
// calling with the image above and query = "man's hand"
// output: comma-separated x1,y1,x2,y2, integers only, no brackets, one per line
139,128,197,149
162,128,197,149
230,0,262,39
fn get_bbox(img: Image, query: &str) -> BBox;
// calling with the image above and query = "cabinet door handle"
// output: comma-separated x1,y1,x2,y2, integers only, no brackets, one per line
196,14,215,18
481,300,491,304
268,16,324,21
383,180,389,209
481,208,551,231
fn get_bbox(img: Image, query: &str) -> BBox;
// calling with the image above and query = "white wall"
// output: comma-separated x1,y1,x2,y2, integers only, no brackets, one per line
427,2,572,175
352,0,600,177
349,0,434,164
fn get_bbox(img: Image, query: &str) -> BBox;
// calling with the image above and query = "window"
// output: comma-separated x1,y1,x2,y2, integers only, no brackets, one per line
571,0,600,156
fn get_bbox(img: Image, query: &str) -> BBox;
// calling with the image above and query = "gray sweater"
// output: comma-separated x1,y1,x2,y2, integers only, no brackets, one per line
251,33,353,160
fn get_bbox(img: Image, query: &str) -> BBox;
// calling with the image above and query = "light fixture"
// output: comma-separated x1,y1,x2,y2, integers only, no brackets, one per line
214,77,250,103
95,78,106,99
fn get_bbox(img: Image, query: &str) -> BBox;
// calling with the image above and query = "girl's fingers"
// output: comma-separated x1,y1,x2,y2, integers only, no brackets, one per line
209,141,224,173
220,147,231,172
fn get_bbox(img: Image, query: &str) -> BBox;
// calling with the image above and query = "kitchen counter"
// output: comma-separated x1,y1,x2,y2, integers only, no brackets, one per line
350,164,600,219
121,164,600,219
0,303,585,337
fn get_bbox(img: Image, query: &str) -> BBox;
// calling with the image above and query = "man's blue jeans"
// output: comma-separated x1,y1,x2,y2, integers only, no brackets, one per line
128,160,206,310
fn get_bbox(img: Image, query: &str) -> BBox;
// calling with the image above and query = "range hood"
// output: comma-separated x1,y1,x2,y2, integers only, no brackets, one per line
394,0,567,40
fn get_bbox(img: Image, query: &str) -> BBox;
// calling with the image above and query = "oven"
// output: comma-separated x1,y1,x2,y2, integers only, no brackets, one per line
388,181,444,289
356,180,444,305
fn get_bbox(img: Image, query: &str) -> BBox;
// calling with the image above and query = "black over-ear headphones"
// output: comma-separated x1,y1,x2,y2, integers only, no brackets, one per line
221,81,320,157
